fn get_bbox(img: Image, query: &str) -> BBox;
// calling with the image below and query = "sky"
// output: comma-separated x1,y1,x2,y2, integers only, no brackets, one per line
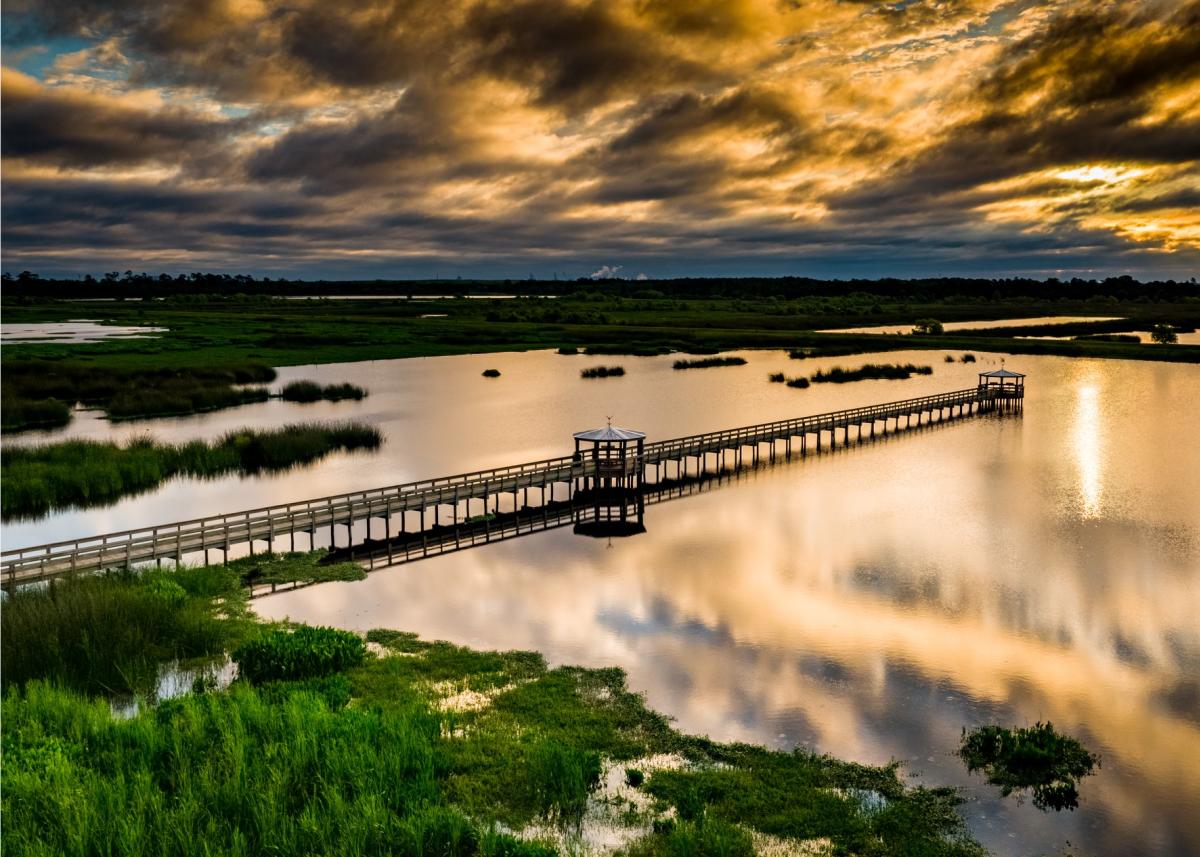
1,0,1198,280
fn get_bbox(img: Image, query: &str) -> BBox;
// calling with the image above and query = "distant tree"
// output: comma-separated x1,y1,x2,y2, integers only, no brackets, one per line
1150,324,1178,344
912,318,944,335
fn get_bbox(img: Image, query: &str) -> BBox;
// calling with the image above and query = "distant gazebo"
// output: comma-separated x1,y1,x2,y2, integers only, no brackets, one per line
977,368,1025,412
572,423,646,537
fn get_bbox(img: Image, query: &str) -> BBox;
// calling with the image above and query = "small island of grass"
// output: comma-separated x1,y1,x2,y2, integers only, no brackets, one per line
671,356,748,370
580,366,625,378
279,380,367,402
2,422,383,520
482,368,502,377
958,722,1099,811
810,363,933,384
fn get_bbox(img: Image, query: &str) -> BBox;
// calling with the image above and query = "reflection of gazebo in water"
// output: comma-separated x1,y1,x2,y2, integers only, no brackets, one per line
977,368,1025,413
571,423,646,537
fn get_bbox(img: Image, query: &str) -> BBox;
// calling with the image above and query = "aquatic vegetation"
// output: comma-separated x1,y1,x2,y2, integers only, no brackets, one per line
234,625,367,684
620,818,754,857
556,347,579,355
482,369,502,377
230,550,366,586
945,354,956,362
912,318,945,335
625,768,646,788
785,377,810,389
2,360,278,429
580,365,626,378
787,346,873,360
1,422,383,519
958,722,1099,811
0,570,249,695
767,372,785,383
0,397,72,432
810,363,933,383
959,353,977,363
671,357,748,370
279,380,367,402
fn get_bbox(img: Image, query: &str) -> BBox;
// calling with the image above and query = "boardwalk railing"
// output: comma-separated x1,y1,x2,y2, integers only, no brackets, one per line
1,384,1019,587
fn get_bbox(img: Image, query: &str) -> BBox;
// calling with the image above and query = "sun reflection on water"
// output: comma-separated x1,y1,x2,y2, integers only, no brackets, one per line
1072,381,1103,519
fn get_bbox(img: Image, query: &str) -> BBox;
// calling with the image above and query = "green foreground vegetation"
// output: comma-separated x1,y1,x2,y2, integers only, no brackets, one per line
279,380,368,403
1,423,382,520
2,561,988,857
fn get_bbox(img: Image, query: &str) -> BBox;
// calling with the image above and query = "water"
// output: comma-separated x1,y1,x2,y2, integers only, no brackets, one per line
819,316,1124,335
0,320,168,343
5,347,1198,855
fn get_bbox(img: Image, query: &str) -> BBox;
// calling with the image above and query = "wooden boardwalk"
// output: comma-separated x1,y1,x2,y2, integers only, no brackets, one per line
1,384,1021,588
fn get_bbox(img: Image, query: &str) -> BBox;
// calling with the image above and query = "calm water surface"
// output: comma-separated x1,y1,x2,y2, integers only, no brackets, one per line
5,348,1198,856
0,320,168,343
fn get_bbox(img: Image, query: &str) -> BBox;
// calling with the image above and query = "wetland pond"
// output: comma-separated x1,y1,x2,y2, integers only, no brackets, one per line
5,347,1199,856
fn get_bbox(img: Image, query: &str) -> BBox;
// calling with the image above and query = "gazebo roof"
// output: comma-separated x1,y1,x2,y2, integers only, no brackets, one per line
573,426,646,442
979,368,1025,378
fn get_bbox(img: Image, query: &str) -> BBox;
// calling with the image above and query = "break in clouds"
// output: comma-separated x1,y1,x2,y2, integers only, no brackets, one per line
1,0,1198,278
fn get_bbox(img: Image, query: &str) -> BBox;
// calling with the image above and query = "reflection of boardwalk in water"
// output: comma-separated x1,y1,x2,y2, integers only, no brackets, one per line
1,374,1024,589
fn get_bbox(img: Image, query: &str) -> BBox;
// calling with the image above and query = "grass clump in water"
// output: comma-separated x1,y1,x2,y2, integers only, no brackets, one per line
767,372,785,383
958,722,1099,811
581,365,625,378
671,357,747,370
785,377,810,389
810,363,933,383
1,422,382,519
960,353,977,363
0,397,72,432
556,347,579,355
279,380,367,402
234,625,367,684
482,368,502,377
229,550,366,586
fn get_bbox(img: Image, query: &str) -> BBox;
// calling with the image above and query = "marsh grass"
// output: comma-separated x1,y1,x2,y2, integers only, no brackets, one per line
0,569,249,695
2,567,989,856
280,380,367,402
2,361,279,428
1,422,383,519
671,357,747,370
767,372,785,383
958,722,1098,811
810,363,933,383
1,397,72,432
234,626,367,684
230,550,366,586
960,353,977,363
482,369,502,377
1073,333,1141,343
556,347,579,355
785,377,810,389
580,366,625,378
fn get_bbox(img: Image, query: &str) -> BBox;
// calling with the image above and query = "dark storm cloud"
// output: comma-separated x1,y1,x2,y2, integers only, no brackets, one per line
1,69,231,168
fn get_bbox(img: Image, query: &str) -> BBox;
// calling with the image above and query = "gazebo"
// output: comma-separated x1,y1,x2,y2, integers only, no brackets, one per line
977,368,1025,412
571,423,646,536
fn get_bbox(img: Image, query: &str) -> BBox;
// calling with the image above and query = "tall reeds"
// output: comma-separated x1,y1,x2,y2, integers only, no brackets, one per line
280,380,368,402
580,366,625,378
809,363,933,383
1,422,383,519
671,357,747,370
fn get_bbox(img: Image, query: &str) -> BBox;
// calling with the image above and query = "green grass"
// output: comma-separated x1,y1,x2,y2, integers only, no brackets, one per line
810,363,934,383
1,422,383,520
0,562,990,856
581,365,625,378
234,626,367,684
0,397,72,432
958,722,1099,812
230,550,367,586
671,357,747,370
279,380,367,402
1,360,277,432
0,569,250,695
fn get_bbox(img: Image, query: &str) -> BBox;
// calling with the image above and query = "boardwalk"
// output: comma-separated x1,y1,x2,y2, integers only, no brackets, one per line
2,383,1022,588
